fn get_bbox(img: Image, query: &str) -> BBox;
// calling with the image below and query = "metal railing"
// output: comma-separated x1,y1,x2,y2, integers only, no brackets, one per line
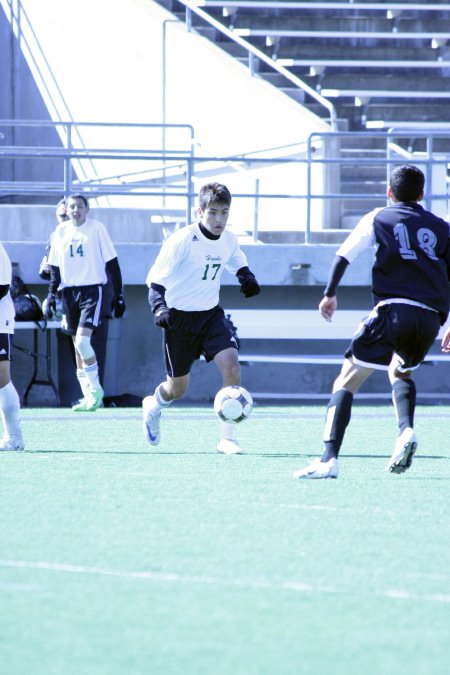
0,119,196,221
1,121,449,242
171,0,338,130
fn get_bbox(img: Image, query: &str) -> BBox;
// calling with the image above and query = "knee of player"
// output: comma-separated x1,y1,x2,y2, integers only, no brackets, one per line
74,334,95,361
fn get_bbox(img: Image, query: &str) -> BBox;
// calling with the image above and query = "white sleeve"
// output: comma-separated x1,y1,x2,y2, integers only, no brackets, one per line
0,244,11,285
146,232,188,287
336,208,380,263
225,243,248,275
97,222,118,263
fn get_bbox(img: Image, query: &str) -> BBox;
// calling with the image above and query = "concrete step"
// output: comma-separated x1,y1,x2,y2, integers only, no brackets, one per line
363,103,450,123
320,73,447,91
232,15,445,32
274,44,437,61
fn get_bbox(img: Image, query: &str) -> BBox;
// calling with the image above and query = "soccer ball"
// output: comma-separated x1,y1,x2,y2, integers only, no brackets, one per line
214,385,253,424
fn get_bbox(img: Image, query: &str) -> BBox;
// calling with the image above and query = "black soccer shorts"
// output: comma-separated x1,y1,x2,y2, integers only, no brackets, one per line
346,302,441,371
61,285,103,335
163,305,238,378
0,333,12,361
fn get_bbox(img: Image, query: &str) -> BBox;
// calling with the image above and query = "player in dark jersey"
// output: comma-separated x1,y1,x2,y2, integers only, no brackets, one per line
294,164,450,479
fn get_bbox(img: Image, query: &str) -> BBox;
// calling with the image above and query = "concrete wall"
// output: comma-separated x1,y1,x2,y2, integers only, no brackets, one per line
6,237,450,405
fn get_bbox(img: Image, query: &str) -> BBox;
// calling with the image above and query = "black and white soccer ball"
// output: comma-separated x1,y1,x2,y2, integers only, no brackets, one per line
214,385,253,424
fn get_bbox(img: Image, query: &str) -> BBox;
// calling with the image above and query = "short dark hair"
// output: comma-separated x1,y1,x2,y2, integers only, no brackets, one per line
67,193,89,207
389,165,425,202
198,183,232,211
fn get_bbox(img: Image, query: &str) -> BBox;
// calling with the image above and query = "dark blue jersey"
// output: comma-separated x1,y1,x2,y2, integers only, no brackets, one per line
337,202,450,324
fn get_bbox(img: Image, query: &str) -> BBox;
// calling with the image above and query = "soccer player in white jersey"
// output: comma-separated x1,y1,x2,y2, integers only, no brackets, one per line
143,182,261,454
0,243,24,451
45,194,126,412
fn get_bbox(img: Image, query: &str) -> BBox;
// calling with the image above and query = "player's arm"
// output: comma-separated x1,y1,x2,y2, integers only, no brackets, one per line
320,255,349,321
44,265,61,318
236,266,261,298
440,238,450,351
441,326,450,352
39,237,53,280
106,257,126,318
148,283,171,329
320,209,377,321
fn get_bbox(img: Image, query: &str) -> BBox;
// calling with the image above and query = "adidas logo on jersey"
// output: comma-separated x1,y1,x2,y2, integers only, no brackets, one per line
0,348,6,355
192,235,199,241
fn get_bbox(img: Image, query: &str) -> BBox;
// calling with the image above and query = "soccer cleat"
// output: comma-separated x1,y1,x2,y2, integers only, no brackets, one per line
72,397,89,412
293,457,339,479
386,427,417,474
0,437,25,451
142,396,161,446
84,386,104,412
217,438,243,455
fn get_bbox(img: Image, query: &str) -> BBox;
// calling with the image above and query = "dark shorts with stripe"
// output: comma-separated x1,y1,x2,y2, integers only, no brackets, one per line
61,285,103,335
346,302,441,370
163,305,238,378
0,333,12,361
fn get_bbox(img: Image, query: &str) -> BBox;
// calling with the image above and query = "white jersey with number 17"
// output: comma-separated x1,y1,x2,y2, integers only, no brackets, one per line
147,222,248,311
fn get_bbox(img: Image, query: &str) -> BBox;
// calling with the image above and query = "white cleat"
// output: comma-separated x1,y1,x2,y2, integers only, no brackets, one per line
386,427,417,474
293,457,339,479
217,438,243,455
142,396,161,446
0,437,25,451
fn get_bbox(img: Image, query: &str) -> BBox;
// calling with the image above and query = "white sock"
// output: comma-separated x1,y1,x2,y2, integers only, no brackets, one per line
76,369,90,398
84,362,101,391
0,381,23,442
219,420,236,441
149,384,172,414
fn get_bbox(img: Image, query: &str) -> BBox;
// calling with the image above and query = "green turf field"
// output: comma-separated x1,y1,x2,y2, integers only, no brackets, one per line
1,405,450,675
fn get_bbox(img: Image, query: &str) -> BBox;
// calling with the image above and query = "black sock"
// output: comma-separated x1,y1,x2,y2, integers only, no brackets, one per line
392,378,416,433
321,389,353,461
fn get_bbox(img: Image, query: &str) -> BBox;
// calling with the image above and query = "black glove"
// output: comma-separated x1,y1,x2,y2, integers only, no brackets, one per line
111,294,126,318
45,292,57,319
239,272,261,298
154,306,171,329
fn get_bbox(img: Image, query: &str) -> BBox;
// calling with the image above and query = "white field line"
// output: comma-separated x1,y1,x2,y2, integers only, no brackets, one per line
1,559,450,603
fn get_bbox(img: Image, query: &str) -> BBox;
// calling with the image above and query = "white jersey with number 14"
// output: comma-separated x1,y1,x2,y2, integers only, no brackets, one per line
47,218,117,287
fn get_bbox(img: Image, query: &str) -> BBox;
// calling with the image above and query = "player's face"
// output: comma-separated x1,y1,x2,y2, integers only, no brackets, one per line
56,203,68,223
67,198,89,226
198,201,230,236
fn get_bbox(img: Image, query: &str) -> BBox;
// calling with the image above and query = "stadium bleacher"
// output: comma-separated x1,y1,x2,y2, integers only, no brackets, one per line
156,0,450,227
160,2,450,123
